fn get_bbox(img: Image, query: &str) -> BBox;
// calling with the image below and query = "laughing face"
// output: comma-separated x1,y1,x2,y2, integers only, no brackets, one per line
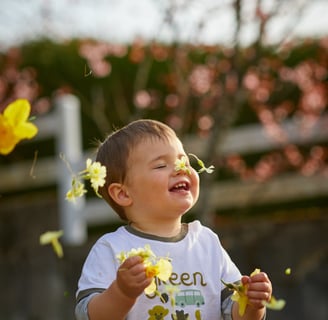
123,136,199,224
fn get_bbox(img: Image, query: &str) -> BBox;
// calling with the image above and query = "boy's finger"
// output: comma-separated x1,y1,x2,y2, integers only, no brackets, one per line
121,255,143,268
250,272,270,283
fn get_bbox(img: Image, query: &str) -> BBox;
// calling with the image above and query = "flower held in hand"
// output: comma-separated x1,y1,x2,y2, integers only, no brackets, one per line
117,244,173,295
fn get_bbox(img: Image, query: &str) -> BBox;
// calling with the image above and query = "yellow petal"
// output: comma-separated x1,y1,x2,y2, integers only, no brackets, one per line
40,230,64,245
0,142,17,155
250,268,261,277
52,238,64,258
40,230,64,258
156,258,173,281
86,158,92,169
116,251,127,264
145,265,158,278
0,115,19,154
4,99,31,125
232,291,248,316
13,121,38,139
263,296,286,310
144,278,157,295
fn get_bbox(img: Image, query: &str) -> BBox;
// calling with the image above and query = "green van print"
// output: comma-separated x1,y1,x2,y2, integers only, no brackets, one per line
175,289,205,307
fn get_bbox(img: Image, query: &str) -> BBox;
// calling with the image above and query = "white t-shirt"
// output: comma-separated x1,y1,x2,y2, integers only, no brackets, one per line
76,220,241,320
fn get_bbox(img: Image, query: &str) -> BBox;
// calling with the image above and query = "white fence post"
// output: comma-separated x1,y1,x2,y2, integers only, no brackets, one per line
55,94,87,245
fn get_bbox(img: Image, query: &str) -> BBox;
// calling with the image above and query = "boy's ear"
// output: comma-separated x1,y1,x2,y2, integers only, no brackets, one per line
107,183,132,207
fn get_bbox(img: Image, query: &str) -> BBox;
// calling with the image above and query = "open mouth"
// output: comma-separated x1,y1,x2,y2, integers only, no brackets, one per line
169,182,190,192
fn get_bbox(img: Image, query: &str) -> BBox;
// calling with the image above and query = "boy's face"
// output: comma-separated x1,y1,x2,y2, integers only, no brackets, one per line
123,136,199,222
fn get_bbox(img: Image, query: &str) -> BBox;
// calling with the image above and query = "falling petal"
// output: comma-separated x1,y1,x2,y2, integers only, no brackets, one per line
285,268,291,275
263,296,286,310
52,238,64,258
40,230,64,258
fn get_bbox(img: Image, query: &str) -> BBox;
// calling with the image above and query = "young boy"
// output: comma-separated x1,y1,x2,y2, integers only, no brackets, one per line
75,119,272,320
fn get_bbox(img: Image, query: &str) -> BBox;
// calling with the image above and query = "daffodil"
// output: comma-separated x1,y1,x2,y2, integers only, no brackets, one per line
65,158,106,202
65,177,87,202
40,230,64,258
117,244,155,263
189,153,215,174
85,158,107,194
142,258,172,295
0,99,38,155
222,268,286,316
221,268,261,316
117,245,173,295
174,156,191,174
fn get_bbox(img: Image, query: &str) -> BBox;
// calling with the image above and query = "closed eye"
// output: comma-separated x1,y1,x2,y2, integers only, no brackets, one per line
154,164,167,169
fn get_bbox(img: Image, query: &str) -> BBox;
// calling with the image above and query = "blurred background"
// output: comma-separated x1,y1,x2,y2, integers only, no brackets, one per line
0,0,327,319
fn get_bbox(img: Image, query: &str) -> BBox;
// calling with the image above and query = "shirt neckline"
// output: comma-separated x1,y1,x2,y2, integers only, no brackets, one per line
124,223,188,242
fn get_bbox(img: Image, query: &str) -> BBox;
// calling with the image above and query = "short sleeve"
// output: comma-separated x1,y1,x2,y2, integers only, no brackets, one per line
76,237,118,301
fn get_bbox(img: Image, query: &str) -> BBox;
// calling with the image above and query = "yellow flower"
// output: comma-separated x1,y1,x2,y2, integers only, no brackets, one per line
65,177,87,202
155,258,173,281
117,245,173,295
64,158,107,202
85,158,106,193
174,156,191,174
144,258,172,295
222,268,260,316
189,153,215,174
40,230,64,258
0,99,38,155
116,251,128,264
222,268,286,315
144,279,157,295
144,258,172,281
116,245,155,266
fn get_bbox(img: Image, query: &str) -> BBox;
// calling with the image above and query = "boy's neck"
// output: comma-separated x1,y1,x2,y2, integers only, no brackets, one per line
129,220,183,238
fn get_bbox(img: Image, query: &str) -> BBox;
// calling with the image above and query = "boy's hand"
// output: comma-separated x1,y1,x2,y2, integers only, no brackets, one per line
116,256,152,299
241,271,272,310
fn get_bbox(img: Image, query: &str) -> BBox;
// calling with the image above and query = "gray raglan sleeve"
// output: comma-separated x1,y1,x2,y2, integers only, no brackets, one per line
75,292,100,320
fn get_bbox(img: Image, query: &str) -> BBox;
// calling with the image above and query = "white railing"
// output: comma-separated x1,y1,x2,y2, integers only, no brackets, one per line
1,94,328,244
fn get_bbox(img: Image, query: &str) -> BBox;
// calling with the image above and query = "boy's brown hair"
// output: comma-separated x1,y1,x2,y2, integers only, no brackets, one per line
96,119,177,220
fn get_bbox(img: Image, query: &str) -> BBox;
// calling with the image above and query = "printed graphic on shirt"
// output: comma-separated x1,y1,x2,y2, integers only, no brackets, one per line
147,305,169,319
145,270,206,320
174,289,205,308
148,307,203,320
